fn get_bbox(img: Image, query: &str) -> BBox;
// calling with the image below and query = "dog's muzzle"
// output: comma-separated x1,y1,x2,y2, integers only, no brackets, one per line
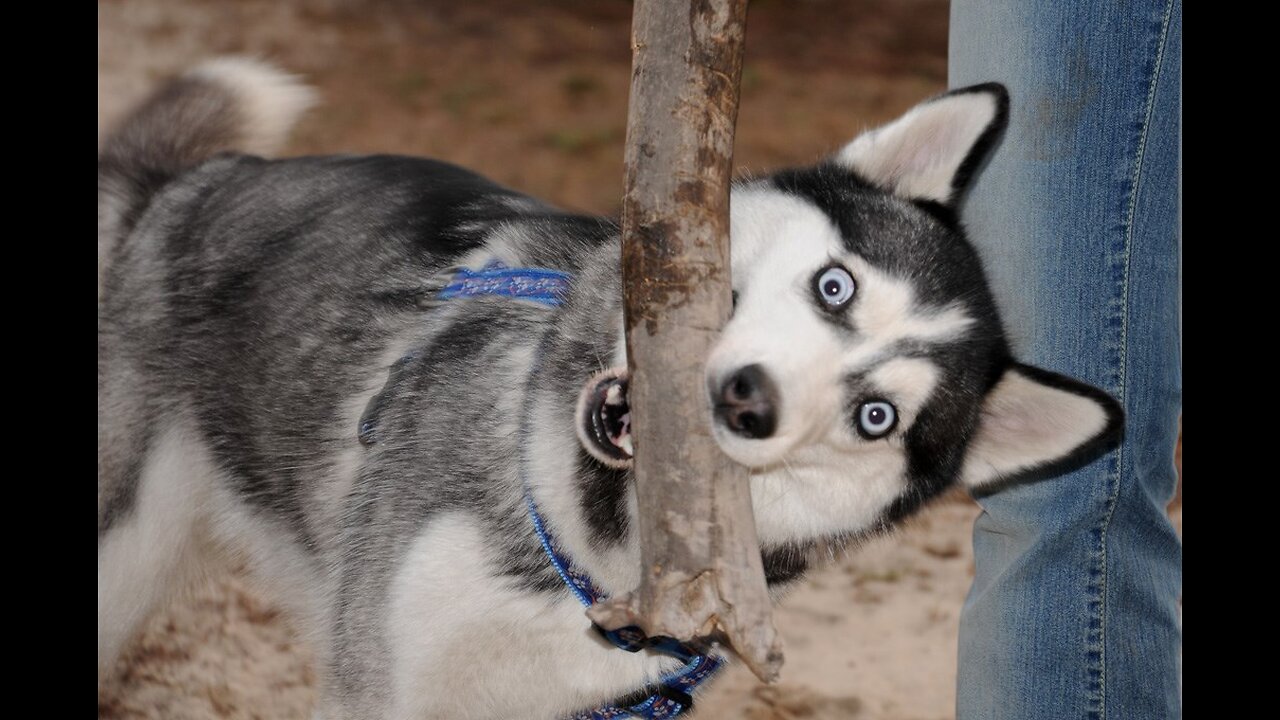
576,362,781,469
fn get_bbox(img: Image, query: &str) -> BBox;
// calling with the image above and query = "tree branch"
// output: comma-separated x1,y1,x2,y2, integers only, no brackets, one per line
585,0,782,683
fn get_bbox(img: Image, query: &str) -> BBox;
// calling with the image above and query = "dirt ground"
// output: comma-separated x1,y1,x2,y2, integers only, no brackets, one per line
97,2,1181,718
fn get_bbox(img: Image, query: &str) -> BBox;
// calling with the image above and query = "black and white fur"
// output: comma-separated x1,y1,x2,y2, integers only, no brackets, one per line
97,59,1122,718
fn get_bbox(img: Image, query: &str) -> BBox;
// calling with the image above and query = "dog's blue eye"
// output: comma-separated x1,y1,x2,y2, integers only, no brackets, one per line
816,266,856,308
857,401,897,438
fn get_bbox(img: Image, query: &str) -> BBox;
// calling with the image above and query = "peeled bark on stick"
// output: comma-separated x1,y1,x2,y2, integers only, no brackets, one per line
584,0,782,683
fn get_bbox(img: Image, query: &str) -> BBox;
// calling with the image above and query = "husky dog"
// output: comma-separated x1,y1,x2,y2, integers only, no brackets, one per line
98,59,1122,719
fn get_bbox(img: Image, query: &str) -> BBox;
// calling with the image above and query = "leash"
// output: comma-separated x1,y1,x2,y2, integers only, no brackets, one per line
521,490,723,719
423,260,723,718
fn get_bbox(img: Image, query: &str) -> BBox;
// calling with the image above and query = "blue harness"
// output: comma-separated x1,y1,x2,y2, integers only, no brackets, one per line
436,261,574,306
437,261,723,719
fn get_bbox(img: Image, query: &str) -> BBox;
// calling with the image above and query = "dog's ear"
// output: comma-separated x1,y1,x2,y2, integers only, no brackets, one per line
961,364,1123,491
835,83,1008,206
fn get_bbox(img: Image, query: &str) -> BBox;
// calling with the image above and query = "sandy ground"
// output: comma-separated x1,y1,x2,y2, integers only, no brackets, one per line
98,2,1181,717
100,500,987,720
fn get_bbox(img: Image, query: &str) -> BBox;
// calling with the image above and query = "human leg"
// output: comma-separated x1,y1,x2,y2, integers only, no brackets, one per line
949,1,1182,717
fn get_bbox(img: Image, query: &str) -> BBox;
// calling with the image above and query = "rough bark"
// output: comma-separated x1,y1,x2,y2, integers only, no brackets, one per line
585,0,782,683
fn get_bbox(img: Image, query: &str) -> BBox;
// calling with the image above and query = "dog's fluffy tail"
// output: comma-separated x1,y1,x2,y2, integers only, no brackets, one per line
98,58,315,295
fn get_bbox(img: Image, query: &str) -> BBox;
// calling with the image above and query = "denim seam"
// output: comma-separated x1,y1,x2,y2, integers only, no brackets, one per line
1090,3,1177,718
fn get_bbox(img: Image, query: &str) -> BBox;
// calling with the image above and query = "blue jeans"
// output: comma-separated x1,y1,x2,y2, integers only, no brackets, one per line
950,1,1182,718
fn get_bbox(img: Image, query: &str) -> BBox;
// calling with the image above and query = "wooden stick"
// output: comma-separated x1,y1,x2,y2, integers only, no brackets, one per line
585,0,783,683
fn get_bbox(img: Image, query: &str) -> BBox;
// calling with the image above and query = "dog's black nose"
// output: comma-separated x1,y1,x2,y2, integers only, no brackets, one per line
715,364,778,439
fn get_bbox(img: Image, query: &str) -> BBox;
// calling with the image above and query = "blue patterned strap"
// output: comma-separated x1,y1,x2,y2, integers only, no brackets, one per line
436,260,572,306
473,266,723,719
524,491,724,718
569,655,724,720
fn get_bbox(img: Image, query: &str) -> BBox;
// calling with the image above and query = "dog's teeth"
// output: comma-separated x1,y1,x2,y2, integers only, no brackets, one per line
604,384,625,406
618,434,633,457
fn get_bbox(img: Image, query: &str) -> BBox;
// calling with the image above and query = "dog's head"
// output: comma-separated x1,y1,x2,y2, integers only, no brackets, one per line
577,84,1122,548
